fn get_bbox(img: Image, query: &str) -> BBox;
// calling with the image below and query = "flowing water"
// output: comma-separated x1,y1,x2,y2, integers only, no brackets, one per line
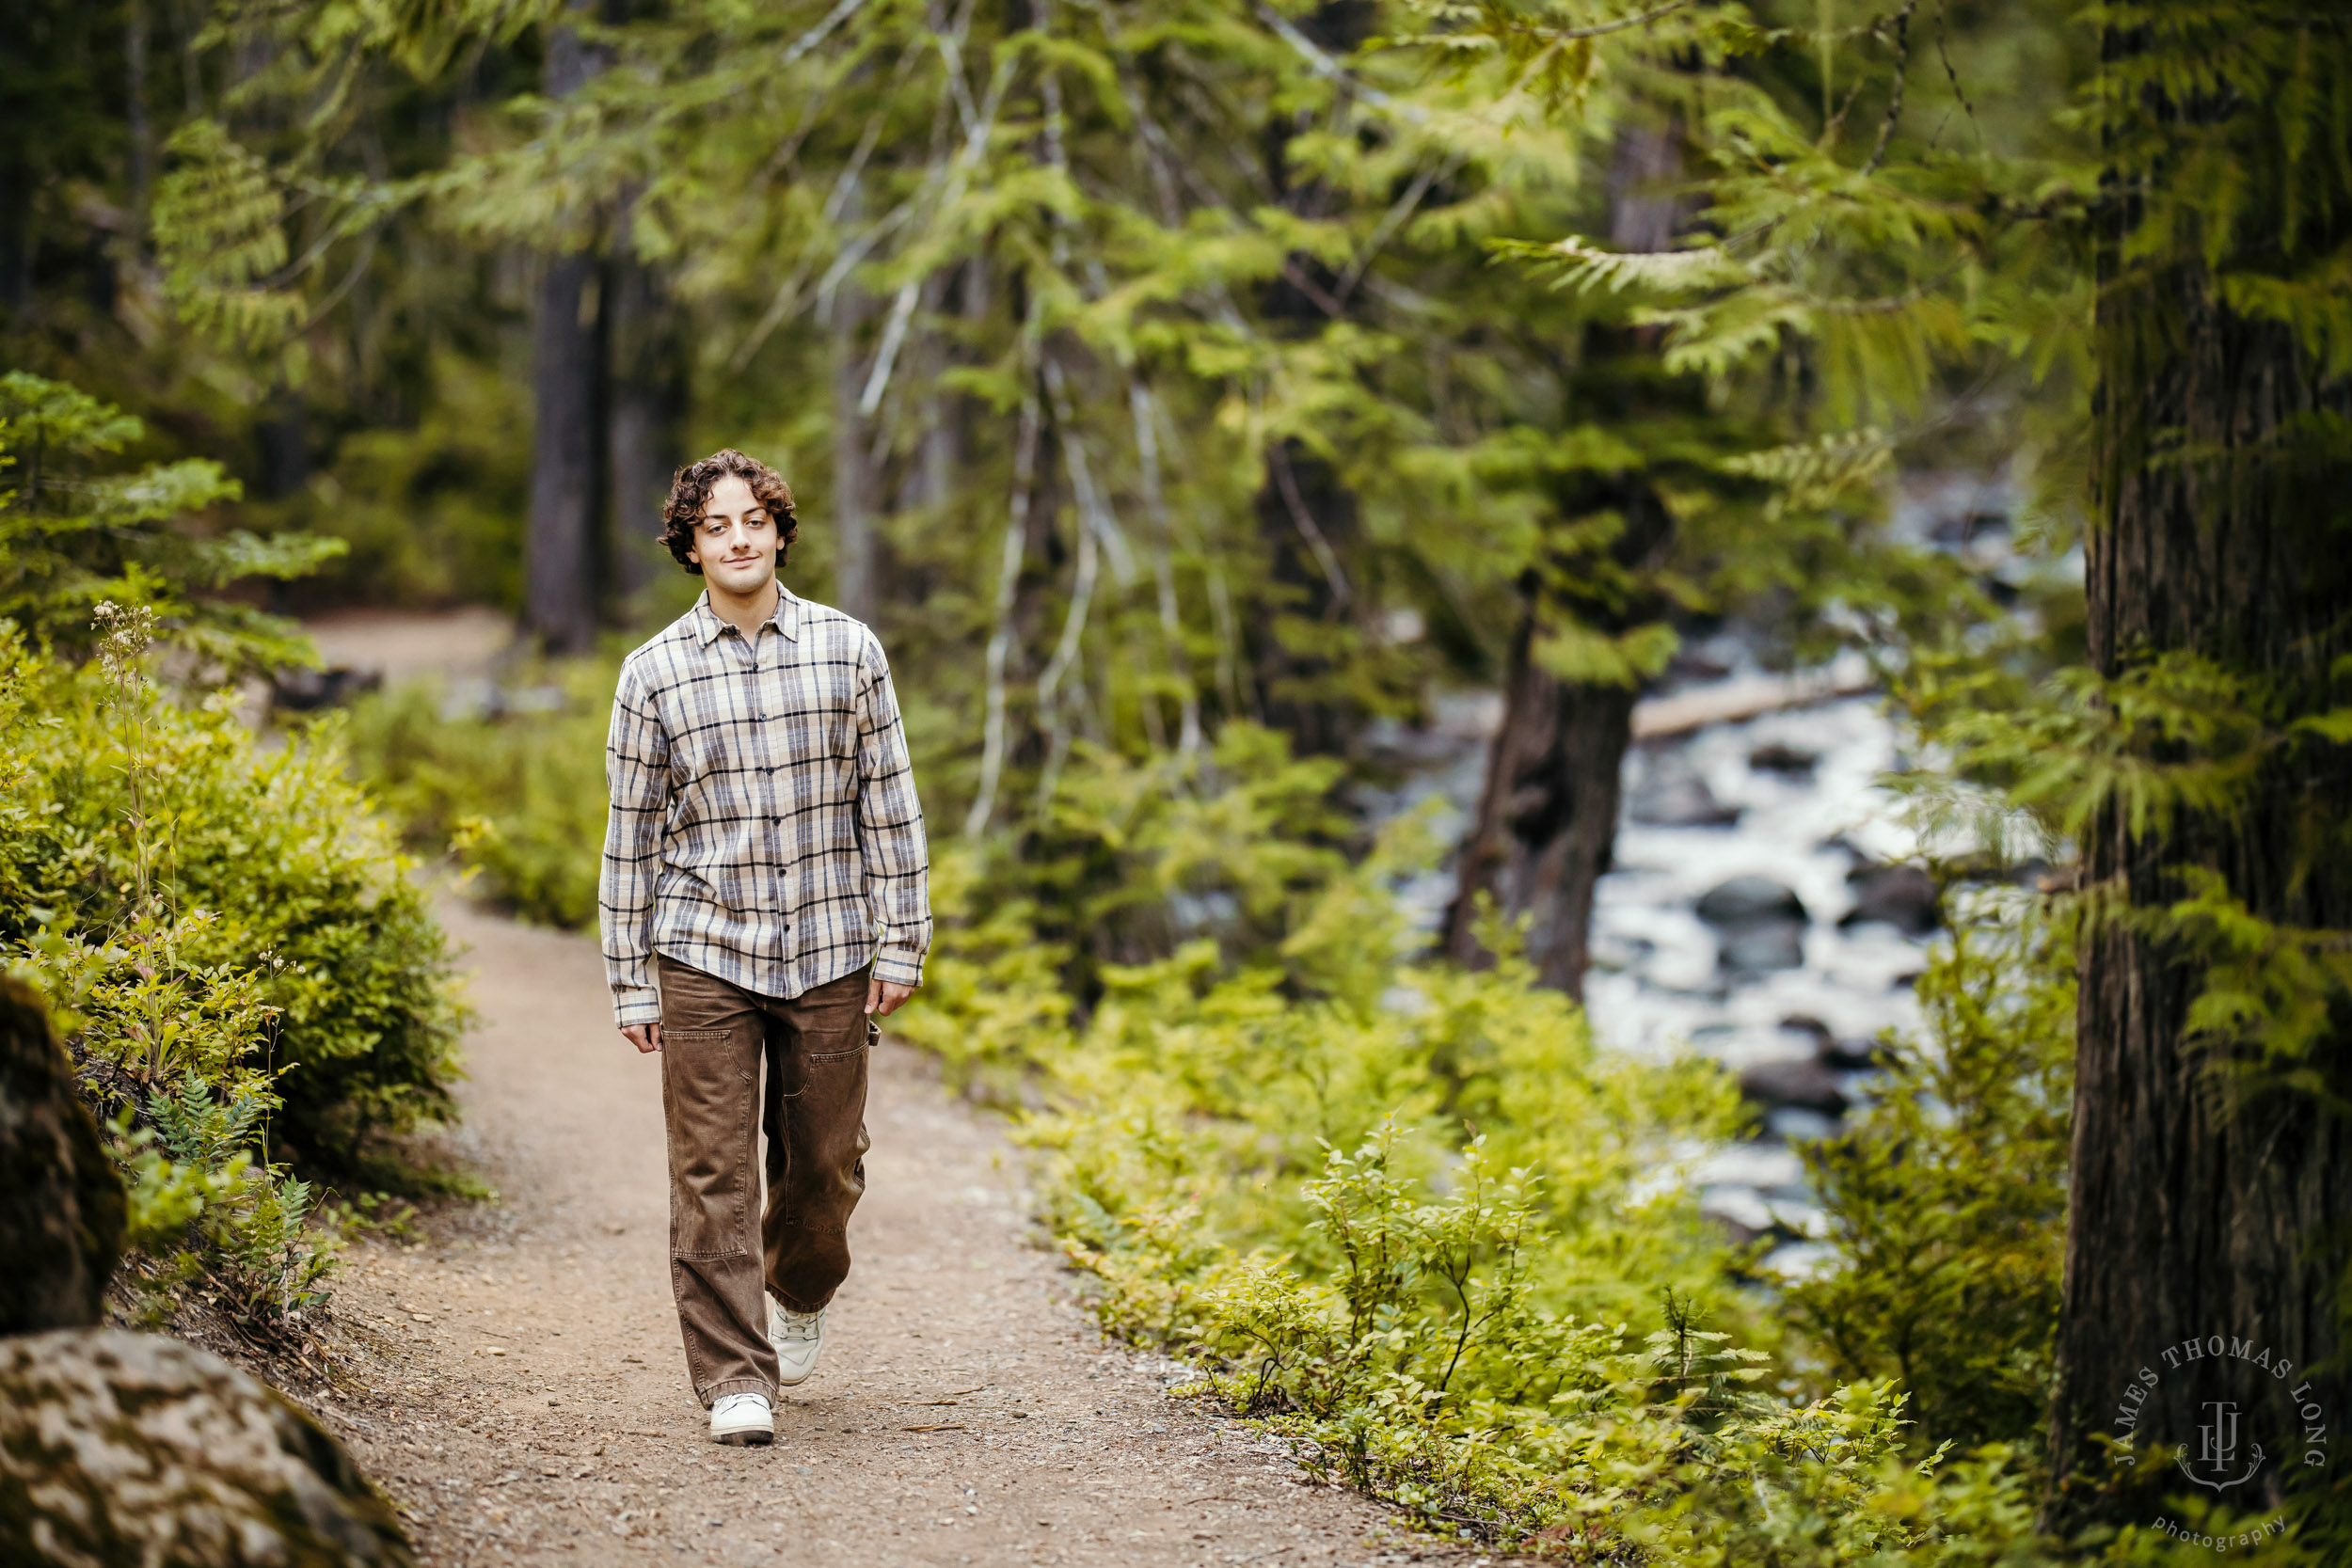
1365,660,1940,1283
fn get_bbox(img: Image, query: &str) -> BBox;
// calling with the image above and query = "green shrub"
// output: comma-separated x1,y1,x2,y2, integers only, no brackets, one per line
0,629,467,1172
0,375,458,1326
341,659,617,929
110,1077,340,1329
889,732,2087,1561
1785,890,2074,1454
326,666,2088,1560
0,372,341,674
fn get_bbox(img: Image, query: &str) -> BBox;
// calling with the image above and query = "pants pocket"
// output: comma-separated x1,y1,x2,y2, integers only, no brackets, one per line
806,1020,875,1065
662,1027,753,1258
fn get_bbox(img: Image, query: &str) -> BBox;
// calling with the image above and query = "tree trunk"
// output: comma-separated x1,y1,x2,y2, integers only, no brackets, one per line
2044,67,2352,1531
125,0,151,234
1248,438,1358,755
1443,125,1684,999
1236,1,1375,757
605,250,677,611
525,249,602,652
1444,489,1671,997
523,22,606,654
828,180,876,626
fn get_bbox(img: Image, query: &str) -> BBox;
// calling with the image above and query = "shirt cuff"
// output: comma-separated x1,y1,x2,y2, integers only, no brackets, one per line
612,987,662,1028
872,951,925,989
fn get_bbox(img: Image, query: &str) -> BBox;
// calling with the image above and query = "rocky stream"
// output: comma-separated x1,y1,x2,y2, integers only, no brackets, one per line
1366,657,1947,1286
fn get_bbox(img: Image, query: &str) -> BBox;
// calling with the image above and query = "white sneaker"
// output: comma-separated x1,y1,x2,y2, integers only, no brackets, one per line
709,1391,773,1446
769,1297,827,1386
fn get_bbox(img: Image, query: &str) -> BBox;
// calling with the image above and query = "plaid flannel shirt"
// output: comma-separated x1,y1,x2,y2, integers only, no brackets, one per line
599,588,931,1027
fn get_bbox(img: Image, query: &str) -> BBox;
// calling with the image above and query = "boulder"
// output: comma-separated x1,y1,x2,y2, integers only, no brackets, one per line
1781,1014,1883,1070
268,666,384,712
1839,863,1941,936
1746,740,1819,776
1626,754,1741,828
1739,1056,1851,1117
0,977,125,1334
1696,876,1809,928
1717,922,1806,974
0,1329,412,1568
1697,877,1809,975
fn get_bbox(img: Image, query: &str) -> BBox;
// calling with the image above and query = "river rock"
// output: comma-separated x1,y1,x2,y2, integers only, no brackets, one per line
1820,1036,1885,1072
1777,1015,1834,1050
1839,863,1940,936
1738,1055,1851,1117
1717,922,1806,974
1697,877,1808,974
0,1329,413,1568
0,977,125,1334
1779,1014,1883,1070
1747,740,1819,776
1626,755,1741,828
1696,876,1808,928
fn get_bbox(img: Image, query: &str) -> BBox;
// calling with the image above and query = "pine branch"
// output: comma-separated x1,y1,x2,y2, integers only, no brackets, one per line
1862,2,1919,176
1251,2,1425,126
780,0,872,70
1266,439,1352,609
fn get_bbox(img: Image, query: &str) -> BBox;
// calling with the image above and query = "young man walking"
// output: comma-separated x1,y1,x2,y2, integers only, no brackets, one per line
599,448,930,1446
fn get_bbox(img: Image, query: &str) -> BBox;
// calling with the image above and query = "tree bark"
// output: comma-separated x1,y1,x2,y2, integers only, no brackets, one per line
1237,1,1375,756
605,249,677,610
1444,491,1671,997
523,22,607,653
1443,125,1684,999
828,179,876,626
2044,53,2352,1529
1249,438,1358,755
125,0,151,234
526,248,602,652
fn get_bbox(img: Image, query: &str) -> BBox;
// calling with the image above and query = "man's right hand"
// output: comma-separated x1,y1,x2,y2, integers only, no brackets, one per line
622,1022,662,1054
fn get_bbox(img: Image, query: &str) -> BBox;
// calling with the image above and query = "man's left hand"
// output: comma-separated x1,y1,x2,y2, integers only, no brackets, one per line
866,976,916,1017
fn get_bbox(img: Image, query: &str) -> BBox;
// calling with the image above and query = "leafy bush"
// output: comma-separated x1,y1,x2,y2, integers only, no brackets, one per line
1786,891,2074,1454
341,659,618,929
327,664,2092,1559
0,629,467,1173
0,373,462,1327
893,735,2088,1561
0,372,341,673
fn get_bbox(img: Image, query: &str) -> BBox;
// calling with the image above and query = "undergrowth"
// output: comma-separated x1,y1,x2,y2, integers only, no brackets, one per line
0,372,478,1338
0,618,466,1332
894,737,2097,1560
326,651,2253,1561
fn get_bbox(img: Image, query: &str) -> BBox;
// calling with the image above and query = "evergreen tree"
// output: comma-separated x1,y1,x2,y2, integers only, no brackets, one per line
1451,0,2350,1533
2042,2,2352,1533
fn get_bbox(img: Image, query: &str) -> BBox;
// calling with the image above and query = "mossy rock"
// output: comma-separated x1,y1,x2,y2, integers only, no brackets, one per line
0,1329,413,1567
0,976,125,1333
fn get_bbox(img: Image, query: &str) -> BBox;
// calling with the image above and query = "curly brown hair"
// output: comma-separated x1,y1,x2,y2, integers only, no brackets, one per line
657,449,800,575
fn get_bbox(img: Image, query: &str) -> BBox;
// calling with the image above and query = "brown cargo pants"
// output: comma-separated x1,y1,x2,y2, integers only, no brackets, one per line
656,954,874,1407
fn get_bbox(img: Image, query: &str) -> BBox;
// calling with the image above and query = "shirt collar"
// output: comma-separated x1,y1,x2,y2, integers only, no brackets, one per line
691,584,803,646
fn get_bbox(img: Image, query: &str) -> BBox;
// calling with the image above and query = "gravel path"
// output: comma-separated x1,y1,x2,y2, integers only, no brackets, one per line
319,897,1442,1568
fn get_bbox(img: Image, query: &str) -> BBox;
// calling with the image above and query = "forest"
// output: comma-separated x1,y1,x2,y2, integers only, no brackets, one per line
1,0,2347,1560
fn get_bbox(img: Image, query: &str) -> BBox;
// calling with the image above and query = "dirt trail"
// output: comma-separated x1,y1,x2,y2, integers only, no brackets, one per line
319,896,1439,1568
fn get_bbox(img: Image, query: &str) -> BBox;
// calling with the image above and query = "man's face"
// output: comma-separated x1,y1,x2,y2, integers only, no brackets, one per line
687,474,780,598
